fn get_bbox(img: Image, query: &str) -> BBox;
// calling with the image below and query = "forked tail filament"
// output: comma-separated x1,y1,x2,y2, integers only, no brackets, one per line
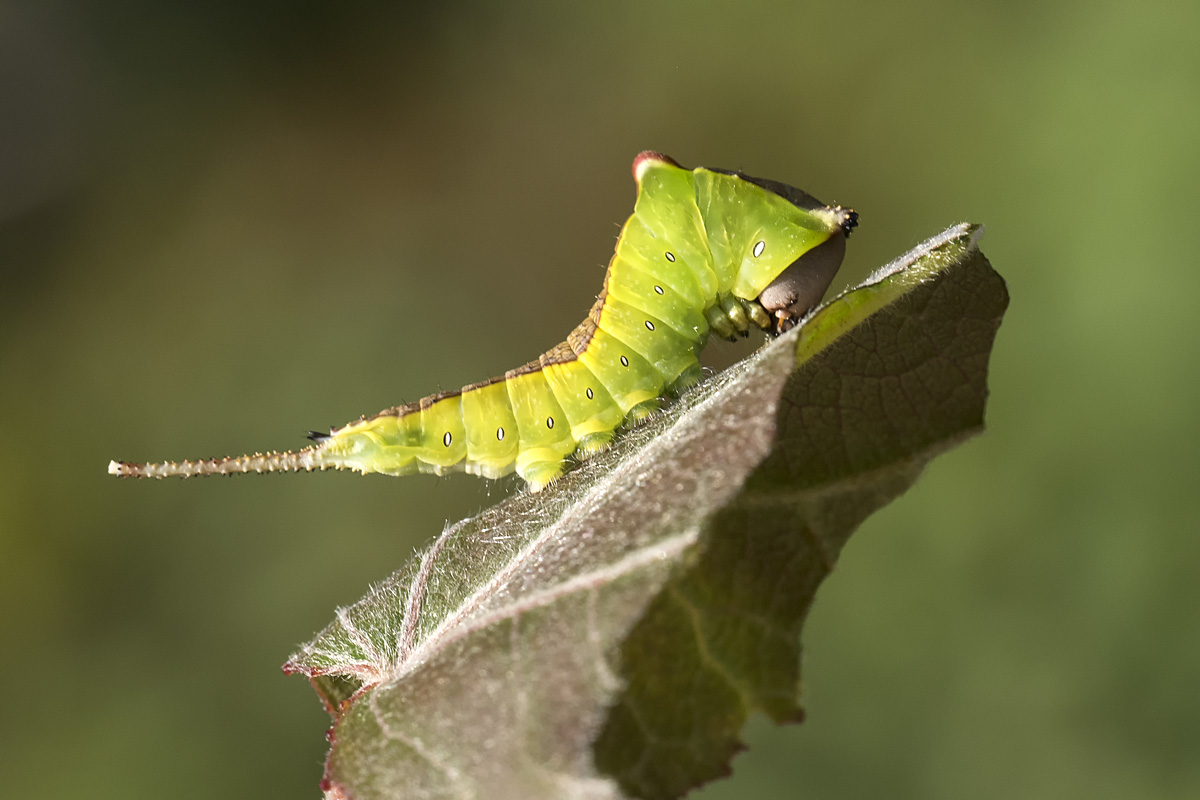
108,448,330,479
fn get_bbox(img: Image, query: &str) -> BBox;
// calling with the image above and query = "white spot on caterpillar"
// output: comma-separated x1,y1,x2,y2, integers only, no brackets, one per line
753,240,766,258
654,285,664,295
547,417,555,429
620,355,629,367
665,251,676,262
645,320,655,331
586,387,594,400
443,432,452,447
497,427,505,441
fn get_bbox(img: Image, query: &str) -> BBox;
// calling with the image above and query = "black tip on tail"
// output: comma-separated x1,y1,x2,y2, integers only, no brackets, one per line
306,430,330,443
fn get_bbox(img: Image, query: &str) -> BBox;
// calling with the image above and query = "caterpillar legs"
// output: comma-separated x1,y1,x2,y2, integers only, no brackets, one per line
520,460,568,492
576,431,614,458
706,295,773,341
519,393,676,491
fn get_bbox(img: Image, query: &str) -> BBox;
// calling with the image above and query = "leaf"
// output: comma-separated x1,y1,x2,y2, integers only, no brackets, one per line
284,223,1009,800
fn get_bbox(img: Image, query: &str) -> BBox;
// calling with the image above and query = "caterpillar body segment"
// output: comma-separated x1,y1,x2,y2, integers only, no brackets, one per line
109,152,857,491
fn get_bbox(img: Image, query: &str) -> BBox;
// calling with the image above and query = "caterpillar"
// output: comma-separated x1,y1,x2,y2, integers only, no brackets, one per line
109,152,857,491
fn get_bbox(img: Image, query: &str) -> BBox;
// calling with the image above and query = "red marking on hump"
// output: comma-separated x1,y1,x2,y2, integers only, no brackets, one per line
632,151,681,182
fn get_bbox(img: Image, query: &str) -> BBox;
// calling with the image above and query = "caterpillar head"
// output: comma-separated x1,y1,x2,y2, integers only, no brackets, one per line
757,205,857,332
634,152,857,334
700,165,858,333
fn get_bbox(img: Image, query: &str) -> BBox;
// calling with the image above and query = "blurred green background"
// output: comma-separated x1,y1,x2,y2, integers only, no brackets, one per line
2,0,1198,797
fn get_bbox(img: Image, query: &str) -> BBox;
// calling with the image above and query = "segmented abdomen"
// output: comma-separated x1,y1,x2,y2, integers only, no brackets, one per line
321,160,720,489
324,295,708,490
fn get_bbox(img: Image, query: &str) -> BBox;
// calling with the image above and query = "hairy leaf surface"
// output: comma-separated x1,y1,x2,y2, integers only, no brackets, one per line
285,223,1009,800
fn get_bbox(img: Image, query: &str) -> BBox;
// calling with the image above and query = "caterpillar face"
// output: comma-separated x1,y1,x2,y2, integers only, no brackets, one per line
111,152,857,490
707,169,858,332
757,209,857,332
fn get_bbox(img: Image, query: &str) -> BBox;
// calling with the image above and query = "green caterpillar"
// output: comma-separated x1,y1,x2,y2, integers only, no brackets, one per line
109,152,857,491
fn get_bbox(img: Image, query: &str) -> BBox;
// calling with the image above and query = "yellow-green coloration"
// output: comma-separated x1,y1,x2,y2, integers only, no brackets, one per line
108,153,857,491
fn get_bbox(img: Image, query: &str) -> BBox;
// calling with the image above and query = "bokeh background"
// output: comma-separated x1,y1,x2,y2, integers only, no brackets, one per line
2,1,1198,798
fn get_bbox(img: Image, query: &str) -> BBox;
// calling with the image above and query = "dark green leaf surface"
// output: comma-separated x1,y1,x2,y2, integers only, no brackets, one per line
285,223,1009,800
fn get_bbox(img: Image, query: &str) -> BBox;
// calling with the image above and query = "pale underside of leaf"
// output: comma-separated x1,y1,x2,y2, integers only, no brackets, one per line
285,222,1009,800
